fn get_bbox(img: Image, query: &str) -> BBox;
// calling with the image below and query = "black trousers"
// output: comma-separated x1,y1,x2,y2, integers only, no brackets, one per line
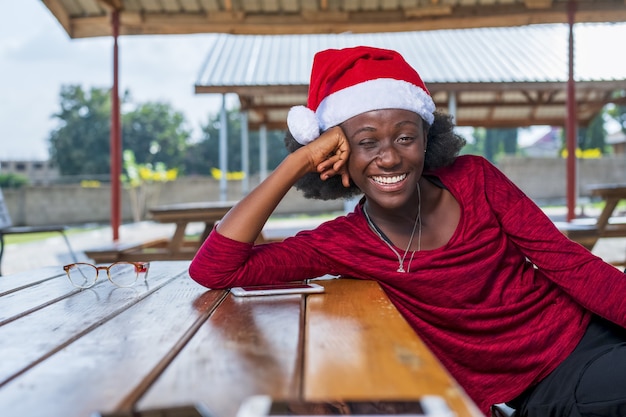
507,315,626,417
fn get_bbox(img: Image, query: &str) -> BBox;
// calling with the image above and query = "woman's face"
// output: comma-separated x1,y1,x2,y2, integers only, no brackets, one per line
341,109,428,210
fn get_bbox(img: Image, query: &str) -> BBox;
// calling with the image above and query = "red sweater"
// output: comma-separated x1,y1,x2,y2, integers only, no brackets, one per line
189,155,626,414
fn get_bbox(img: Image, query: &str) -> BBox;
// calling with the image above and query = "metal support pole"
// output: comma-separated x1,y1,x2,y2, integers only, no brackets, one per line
448,91,457,123
219,95,228,201
240,112,250,195
110,9,121,241
260,124,268,181
566,1,578,222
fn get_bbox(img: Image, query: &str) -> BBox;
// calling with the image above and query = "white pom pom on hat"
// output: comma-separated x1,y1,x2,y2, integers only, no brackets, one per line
287,46,436,145
287,105,320,145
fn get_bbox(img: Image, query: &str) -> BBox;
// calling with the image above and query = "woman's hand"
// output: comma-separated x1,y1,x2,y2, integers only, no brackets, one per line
300,126,351,188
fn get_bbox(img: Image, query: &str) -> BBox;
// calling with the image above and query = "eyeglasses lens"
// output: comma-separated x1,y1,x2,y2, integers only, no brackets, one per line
108,262,140,287
68,264,98,288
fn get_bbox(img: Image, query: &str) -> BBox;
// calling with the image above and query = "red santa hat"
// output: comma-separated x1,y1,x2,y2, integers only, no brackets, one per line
287,46,436,145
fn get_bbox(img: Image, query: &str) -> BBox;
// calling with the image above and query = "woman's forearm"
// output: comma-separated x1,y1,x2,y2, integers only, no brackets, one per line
215,148,312,243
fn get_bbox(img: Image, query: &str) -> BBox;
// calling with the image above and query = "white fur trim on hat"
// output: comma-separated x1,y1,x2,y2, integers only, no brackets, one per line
318,78,435,131
287,105,320,145
287,78,435,145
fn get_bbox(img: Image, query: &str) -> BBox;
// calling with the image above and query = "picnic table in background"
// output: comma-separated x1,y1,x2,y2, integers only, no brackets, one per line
85,201,237,263
588,183,626,240
0,262,482,417
558,183,626,266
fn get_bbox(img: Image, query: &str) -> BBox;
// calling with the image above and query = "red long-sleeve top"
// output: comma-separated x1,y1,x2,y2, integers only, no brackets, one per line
189,155,626,414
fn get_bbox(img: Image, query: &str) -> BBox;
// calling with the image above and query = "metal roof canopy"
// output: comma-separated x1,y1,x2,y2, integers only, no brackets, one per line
43,0,626,39
194,26,626,130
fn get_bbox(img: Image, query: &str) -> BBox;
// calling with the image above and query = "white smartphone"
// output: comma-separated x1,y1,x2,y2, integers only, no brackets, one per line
230,282,324,297
236,396,455,417
95,403,214,417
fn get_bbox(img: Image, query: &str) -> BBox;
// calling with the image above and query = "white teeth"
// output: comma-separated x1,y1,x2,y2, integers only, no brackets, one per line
372,174,407,185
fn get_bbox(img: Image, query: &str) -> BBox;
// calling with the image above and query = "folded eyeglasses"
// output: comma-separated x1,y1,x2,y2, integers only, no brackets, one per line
62,262,150,289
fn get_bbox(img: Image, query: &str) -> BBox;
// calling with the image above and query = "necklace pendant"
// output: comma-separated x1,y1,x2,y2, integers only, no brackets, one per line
397,266,405,273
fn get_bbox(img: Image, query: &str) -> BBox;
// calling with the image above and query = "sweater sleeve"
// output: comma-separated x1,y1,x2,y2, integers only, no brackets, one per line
188,226,336,289
479,158,626,327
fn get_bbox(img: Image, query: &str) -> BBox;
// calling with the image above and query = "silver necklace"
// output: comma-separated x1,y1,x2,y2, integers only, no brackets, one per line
363,183,422,273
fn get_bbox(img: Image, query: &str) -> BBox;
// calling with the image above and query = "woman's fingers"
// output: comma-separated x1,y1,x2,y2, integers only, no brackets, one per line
300,126,351,184
317,145,349,178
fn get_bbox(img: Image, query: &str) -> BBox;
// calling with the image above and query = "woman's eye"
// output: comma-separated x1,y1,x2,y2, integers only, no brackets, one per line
397,136,415,143
358,139,377,148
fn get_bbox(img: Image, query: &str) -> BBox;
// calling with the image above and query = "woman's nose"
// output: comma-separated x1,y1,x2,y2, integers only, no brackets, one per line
376,143,401,167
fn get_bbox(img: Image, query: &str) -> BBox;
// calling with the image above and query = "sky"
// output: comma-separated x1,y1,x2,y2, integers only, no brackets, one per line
1,0,225,160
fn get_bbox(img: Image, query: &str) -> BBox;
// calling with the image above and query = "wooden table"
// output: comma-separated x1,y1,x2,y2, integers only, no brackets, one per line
588,183,626,239
0,262,482,417
558,184,626,263
85,201,236,263
148,201,238,256
587,184,626,266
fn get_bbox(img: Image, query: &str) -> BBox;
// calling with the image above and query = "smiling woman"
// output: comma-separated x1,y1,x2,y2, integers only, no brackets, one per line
187,45,626,417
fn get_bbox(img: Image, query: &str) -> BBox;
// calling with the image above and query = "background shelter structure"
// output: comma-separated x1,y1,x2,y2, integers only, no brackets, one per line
41,0,626,237
193,24,626,208
194,24,626,131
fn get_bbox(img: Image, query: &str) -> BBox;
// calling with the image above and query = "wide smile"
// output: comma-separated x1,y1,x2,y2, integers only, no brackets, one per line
370,173,408,186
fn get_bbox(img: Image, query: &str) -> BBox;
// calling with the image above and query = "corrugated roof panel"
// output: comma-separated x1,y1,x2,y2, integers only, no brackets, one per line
195,23,626,128
197,23,626,87
242,37,262,85
255,36,278,85
400,32,454,83
212,38,242,85
509,26,567,81
195,36,223,85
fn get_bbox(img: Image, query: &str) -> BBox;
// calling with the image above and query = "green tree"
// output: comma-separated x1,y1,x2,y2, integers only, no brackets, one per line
461,127,485,156
49,85,113,175
578,111,606,152
0,173,29,188
485,128,518,162
501,129,518,154
122,102,191,172
462,127,518,162
186,108,288,176
49,85,192,178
